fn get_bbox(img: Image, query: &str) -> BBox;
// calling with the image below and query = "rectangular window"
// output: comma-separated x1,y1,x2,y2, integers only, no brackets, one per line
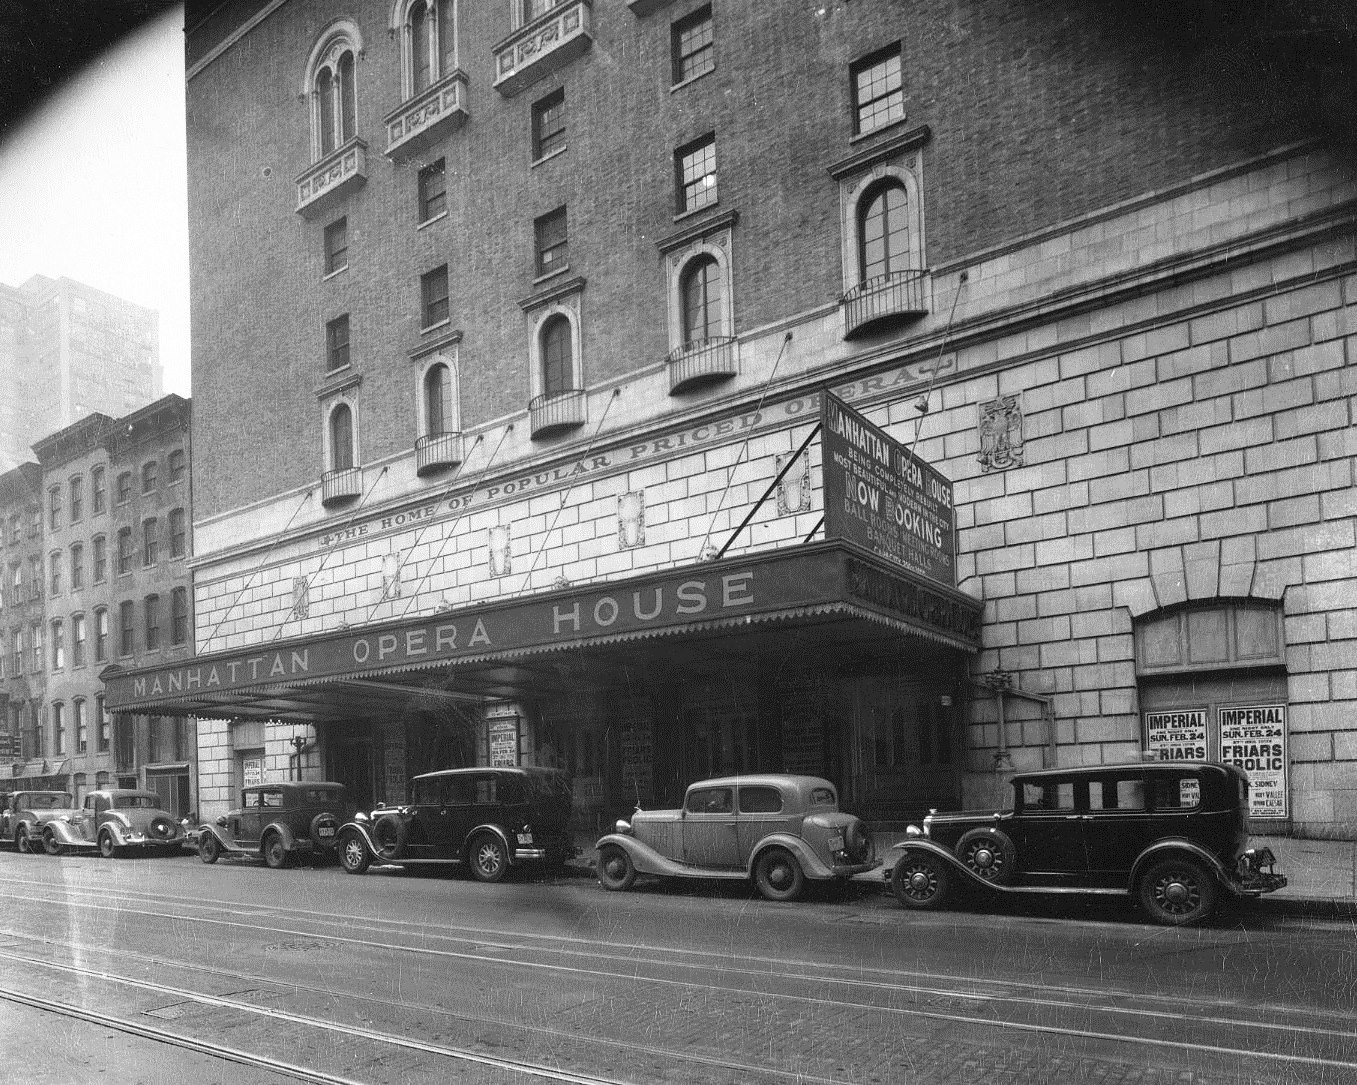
168,448,186,483
852,44,904,135
142,461,157,493
75,699,87,753
95,608,108,662
91,466,106,512
93,535,106,582
51,620,64,669
28,557,40,599
117,528,133,575
671,5,714,85
119,601,135,657
31,622,42,671
421,265,450,329
418,159,447,223
169,508,186,558
116,472,132,504
11,628,20,675
326,314,351,371
172,587,189,646
97,693,110,752
143,518,158,566
534,206,568,277
49,487,61,529
53,703,64,755
69,477,83,522
49,552,61,596
675,134,718,214
532,88,566,160
145,595,160,651
324,217,348,275
72,614,85,667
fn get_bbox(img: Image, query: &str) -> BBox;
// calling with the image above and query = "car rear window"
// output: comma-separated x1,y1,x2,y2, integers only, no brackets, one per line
26,793,71,809
301,788,341,805
1152,775,1201,810
738,786,783,814
810,787,836,807
112,795,158,810
686,787,733,814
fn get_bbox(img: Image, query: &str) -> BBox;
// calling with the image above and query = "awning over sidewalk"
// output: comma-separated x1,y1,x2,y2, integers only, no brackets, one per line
101,542,982,723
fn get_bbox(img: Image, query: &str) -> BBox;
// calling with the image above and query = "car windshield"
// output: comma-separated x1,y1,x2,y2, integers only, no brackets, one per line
25,794,72,809
112,795,159,810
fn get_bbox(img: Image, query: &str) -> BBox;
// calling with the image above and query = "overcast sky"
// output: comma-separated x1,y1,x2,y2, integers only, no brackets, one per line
0,5,189,396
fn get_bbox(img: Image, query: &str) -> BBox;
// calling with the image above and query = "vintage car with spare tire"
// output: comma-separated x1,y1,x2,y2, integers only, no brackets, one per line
41,789,186,858
596,774,878,902
888,761,1286,925
335,766,576,881
196,781,351,868
2,790,76,853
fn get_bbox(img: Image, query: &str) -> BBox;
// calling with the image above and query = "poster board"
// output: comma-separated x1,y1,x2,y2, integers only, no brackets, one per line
1144,709,1208,761
488,717,520,768
1218,704,1288,820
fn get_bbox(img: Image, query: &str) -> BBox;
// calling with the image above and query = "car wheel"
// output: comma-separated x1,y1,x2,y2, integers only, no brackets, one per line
371,815,408,862
263,833,290,870
1137,857,1217,926
891,851,951,910
198,834,221,864
98,831,117,859
15,828,30,854
42,829,63,857
955,828,1017,885
469,832,508,883
754,847,805,902
597,844,636,891
338,831,370,875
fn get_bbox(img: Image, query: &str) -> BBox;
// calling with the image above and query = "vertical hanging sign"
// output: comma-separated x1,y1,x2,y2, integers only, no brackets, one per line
821,392,956,587
1218,704,1288,820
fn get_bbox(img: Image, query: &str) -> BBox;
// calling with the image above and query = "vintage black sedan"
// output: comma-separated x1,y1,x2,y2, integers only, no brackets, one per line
596,774,877,902
197,781,351,868
889,761,1286,925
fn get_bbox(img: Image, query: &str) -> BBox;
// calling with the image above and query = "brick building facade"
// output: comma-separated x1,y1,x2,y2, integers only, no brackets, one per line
107,1,1357,837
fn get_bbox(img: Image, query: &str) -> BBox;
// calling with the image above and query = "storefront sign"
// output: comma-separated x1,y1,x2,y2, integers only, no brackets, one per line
821,393,955,587
1144,709,1208,761
488,718,519,767
1218,704,1288,820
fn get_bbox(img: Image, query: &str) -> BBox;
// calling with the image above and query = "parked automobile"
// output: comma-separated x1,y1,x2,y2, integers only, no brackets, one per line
888,760,1286,925
336,767,576,881
595,774,878,902
196,781,351,868
2,791,77,853
42,789,186,858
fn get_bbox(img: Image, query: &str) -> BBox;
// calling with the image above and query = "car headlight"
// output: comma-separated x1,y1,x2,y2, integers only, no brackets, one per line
905,824,923,837
614,819,633,835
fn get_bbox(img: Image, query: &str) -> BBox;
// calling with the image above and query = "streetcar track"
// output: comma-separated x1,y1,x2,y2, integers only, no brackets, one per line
9,869,1353,1028
3,894,1356,1075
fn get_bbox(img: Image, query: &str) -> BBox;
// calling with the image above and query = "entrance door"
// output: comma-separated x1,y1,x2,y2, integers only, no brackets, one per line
329,738,376,812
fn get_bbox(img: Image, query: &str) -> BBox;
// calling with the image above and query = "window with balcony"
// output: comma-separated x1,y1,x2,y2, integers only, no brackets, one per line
298,22,366,216
311,32,356,159
70,544,83,590
422,265,450,330
69,476,83,522
535,206,568,277
323,401,362,506
671,5,713,85
92,534,106,582
681,255,723,345
418,159,447,223
852,44,904,136
119,600,135,657
143,517,159,566
675,134,717,215
403,0,458,93
169,508,186,558
327,313,351,371
324,217,348,275
168,449,186,484
117,528,133,575
142,460,157,493
91,465,106,512
541,315,573,398
494,0,592,97
145,594,161,651
172,587,189,647
532,88,566,161
416,356,462,475
95,607,108,662
330,403,355,472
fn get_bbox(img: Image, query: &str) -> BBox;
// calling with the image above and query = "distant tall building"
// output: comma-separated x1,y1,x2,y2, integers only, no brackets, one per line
0,275,164,474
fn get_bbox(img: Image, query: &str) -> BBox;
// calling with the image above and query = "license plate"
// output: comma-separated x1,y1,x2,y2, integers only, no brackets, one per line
318,826,335,837
516,833,533,845
828,835,844,852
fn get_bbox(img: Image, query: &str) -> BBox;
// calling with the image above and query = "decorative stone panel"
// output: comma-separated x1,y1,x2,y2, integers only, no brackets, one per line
775,452,812,515
977,394,1025,472
618,491,645,549
295,139,367,218
492,0,593,98
384,71,469,160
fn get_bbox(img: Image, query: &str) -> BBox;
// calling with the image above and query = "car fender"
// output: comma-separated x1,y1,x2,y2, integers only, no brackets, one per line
263,820,302,853
43,819,85,845
889,839,1011,893
463,823,513,863
747,833,838,880
101,820,133,846
198,823,249,855
594,831,748,880
338,820,378,855
1127,839,1231,892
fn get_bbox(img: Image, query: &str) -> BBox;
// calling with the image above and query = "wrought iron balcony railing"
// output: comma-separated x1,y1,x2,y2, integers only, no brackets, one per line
840,268,929,339
384,71,470,160
321,466,364,507
529,388,587,439
416,431,464,476
666,336,738,395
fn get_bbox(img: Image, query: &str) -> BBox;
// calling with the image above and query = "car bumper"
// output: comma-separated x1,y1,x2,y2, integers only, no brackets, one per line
1229,847,1287,896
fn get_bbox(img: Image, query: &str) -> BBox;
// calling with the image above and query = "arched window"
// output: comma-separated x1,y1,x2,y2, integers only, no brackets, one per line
330,403,355,471
309,30,359,159
681,255,723,346
540,316,573,397
424,362,454,435
403,0,457,96
858,179,911,283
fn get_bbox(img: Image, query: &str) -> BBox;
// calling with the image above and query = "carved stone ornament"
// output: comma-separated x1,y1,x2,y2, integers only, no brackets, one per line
977,394,1025,472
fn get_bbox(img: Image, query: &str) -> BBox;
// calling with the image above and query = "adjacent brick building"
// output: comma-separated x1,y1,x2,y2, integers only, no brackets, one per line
108,1,1356,837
